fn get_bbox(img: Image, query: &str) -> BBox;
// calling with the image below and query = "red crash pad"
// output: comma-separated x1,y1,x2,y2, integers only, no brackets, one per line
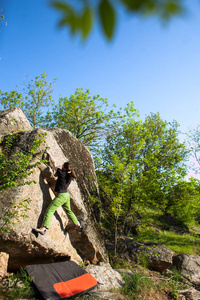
26,260,97,299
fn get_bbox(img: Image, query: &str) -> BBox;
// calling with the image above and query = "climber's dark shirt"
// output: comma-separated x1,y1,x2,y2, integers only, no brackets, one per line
54,168,72,193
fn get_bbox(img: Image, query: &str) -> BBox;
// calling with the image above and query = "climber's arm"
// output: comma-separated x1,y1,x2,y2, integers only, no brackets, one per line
46,150,58,171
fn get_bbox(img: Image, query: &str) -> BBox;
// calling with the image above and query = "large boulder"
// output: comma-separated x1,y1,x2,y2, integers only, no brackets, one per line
84,263,125,299
85,263,124,292
173,254,200,285
177,287,200,300
117,237,174,272
0,108,32,141
0,108,108,271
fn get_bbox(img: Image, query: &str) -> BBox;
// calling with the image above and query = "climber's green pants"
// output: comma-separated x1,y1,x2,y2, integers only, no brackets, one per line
43,192,78,228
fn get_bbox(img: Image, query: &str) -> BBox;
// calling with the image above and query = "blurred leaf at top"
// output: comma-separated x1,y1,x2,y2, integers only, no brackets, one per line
120,0,182,19
51,1,92,39
50,0,185,41
99,0,116,40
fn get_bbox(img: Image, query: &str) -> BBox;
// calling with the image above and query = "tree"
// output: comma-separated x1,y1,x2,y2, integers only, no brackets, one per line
0,78,117,150
22,71,57,129
51,0,184,40
0,90,23,109
96,102,145,249
0,71,57,129
45,87,116,149
96,104,189,242
166,177,200,224
187,125,200,174
138,113,188,209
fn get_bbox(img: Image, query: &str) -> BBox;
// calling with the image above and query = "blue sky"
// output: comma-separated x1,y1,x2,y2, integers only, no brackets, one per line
1,0,200,137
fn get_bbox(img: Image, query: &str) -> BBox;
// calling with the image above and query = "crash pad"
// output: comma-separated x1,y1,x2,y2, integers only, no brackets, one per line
26,260,97,299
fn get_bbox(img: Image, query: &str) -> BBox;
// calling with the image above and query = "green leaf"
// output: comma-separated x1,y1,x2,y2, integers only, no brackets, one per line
51,1,72,12
121,0,145,11
99,0,116,40
163,1,183,18
81,6,92,39
51,1,84,36
120,0,183,19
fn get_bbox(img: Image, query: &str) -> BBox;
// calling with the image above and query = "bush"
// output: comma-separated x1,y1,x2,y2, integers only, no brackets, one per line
0,268,37,300
121,271,153,299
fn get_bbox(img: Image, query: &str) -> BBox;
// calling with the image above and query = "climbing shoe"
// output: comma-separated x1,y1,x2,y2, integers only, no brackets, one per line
33,226,48,235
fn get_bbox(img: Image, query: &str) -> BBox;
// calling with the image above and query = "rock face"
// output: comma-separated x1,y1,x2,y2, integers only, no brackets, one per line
0,108,32,141
173,254,200,285
85,263,124,292
0,252,9,278
0,108,108,271
117,237,174,272
177,287,200,300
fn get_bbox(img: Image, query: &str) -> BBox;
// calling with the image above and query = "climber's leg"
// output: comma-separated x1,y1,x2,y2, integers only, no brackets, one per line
62,193,79,225
42,193,67,228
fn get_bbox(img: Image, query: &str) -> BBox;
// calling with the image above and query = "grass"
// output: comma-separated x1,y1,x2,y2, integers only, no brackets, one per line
136,227,200,254
121,271,153,299
162,267,189,298
119,266,189,300
133,208,200,255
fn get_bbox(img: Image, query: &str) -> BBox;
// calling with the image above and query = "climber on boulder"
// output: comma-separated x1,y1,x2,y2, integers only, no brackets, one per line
33,150,81,235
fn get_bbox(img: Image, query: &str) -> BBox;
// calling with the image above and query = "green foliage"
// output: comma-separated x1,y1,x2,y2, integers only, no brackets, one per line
1,74,199,242
110,256,189,300
0,133,46,191
0,132,47,232
0,268,36,300
51,0,184,40
187,124,200,174
45,87,116,149
96,105,189,245
163,268,188,299
138,253,148,268
138,113,188,210
0,71,56,129
134,209,200,255
121,0,183,19
0,90,23,109
166,177,200,224
119,266,189,300
51,1,92,40
22,71,57,129
99,0,116,40
121,271,153,299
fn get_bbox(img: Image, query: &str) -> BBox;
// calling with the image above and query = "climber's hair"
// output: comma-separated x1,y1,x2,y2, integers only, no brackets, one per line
63,162,76,180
